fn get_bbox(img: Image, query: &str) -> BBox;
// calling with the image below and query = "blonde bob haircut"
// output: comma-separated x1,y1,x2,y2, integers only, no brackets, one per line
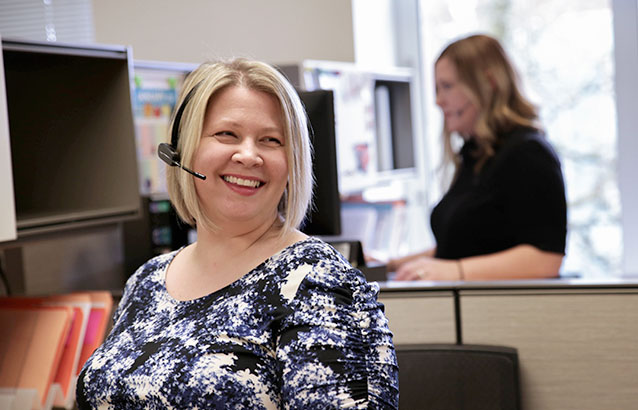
437,34,541,175
165,58,313,234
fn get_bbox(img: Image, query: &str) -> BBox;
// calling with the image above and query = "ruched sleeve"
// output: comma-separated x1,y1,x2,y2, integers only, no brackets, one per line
276,258,399,409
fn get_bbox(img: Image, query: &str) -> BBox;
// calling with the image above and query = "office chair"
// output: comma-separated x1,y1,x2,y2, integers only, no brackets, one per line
396,343,521,410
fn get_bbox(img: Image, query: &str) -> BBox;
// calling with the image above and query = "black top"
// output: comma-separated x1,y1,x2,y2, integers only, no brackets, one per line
431,127,567,260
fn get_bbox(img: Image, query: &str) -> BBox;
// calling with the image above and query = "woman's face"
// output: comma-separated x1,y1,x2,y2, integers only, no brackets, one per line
192,85,288,230
435,57,479,137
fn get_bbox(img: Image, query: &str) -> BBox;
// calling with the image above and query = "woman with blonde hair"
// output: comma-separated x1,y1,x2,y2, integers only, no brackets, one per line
390,33,567,281
77,58,398,409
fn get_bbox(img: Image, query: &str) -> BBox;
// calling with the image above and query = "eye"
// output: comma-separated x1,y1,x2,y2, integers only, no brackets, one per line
214,131,238,142
435,81,454,96
262,136,284,146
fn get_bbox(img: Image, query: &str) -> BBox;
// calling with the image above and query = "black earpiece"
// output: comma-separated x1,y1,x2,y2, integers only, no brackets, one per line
157,82,207,180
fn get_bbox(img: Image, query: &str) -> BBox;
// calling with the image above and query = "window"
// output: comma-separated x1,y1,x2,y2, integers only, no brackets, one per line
418,0,620,277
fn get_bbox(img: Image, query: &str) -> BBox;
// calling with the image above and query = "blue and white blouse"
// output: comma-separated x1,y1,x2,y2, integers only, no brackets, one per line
76,237,399,409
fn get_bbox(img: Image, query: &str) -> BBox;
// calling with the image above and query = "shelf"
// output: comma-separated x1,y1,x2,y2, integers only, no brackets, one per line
2,38,141,238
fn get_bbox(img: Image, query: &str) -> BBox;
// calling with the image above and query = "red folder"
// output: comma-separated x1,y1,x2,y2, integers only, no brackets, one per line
75,291,113,374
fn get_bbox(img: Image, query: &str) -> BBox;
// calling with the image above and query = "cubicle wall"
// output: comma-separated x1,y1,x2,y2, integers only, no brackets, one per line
378,281,638,410
460,287,638,410
379,290,456,344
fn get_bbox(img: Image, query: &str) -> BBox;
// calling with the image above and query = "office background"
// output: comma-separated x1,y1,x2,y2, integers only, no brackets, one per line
1,0,638,286
1,2,638,409
92,0,638,278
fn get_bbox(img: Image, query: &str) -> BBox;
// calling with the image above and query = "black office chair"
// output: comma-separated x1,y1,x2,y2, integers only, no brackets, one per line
396,344,521,410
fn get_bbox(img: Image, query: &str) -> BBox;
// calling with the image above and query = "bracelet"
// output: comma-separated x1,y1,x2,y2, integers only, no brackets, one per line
457,260,465,281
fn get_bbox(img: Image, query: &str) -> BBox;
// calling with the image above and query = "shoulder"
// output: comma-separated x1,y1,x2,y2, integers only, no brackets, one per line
276,237,355,276
116,251,176,312
127,251,174,288
486,128,562,180
498,128,560,163
275,237,375,305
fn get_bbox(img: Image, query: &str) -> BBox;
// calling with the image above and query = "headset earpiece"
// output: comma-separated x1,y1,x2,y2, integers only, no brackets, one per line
157,142,180,166
157,82,207,180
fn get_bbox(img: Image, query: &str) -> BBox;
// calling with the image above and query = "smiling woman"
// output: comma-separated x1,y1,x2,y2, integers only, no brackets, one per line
76,58,399,409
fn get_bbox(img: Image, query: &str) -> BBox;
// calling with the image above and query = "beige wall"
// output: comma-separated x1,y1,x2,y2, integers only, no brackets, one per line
92,0,355,65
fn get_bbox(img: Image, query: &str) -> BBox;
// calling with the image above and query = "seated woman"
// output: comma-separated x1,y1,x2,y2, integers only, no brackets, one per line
390,34,567,281
77,58,399,409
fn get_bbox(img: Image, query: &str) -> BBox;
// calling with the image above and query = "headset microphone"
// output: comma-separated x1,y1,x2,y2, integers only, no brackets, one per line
157,82,207,180
157,143,206,180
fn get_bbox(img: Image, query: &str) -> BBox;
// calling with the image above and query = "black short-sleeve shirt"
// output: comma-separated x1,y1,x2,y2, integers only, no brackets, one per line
431,127,567,260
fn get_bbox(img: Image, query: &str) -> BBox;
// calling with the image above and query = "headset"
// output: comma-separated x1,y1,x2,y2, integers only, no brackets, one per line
157,83,207,180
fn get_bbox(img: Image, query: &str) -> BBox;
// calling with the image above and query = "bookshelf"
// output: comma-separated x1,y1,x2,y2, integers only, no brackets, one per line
0,38,141,239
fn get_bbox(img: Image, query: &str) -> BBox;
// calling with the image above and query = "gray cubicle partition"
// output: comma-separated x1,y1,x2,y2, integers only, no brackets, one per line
379,279,638,410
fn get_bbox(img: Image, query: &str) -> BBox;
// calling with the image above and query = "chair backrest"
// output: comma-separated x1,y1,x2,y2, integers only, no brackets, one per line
396,344,521,410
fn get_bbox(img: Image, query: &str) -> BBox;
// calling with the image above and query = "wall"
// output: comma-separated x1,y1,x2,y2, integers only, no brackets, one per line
91,0,355,65
613,0,638,275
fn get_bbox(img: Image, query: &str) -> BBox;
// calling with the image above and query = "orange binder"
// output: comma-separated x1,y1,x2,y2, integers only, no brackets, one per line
0,293,91,409
0,305,72,409
0,291,113,409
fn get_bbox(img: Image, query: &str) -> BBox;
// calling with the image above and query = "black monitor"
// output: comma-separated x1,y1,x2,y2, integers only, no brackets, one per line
298,89,341,236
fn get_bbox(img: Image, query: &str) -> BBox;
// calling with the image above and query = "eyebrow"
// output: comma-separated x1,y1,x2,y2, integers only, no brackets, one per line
211,119,283,134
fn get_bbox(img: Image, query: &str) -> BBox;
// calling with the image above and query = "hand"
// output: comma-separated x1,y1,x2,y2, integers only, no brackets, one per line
393,256,461,281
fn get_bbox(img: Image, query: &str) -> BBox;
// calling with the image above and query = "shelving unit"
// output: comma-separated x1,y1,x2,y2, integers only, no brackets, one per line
1,38,141,238
279,60,432,260
279,60,418,195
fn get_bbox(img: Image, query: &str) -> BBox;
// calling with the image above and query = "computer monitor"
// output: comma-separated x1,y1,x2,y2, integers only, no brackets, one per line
298,89,341,236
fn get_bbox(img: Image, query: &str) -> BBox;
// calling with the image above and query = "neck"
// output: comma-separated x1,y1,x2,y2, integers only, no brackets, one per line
193,215,286,260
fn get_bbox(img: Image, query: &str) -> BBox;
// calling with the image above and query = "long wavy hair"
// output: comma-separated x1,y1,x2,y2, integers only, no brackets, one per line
437,34,542,178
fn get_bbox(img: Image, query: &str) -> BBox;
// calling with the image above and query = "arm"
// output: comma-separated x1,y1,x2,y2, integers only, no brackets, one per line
394,134,567,282
460,244,563,280
394,244,563,281
277,264,399,409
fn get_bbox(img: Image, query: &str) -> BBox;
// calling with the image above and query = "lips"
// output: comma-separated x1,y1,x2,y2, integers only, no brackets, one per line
222,175,264,188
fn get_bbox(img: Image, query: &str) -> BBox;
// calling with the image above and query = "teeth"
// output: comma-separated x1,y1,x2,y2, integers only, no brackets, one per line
223,175,262,188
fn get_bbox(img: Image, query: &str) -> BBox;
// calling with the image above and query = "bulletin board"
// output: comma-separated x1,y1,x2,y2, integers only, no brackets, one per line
132,64,192,196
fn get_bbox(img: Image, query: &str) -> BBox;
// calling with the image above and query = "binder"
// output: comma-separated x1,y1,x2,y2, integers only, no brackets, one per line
0,291,113,410
46,294,91,409
0,294,91,409
0,306,72,410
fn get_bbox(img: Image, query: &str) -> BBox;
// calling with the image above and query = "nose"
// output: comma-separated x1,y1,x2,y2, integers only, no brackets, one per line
435,92,444,108
232,139,264,167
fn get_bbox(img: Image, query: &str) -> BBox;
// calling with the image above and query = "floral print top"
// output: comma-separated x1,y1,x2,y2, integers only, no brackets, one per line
76,237,399,409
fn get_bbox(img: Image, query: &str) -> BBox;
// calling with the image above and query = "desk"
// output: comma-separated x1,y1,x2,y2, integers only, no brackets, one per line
378,279,638,410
